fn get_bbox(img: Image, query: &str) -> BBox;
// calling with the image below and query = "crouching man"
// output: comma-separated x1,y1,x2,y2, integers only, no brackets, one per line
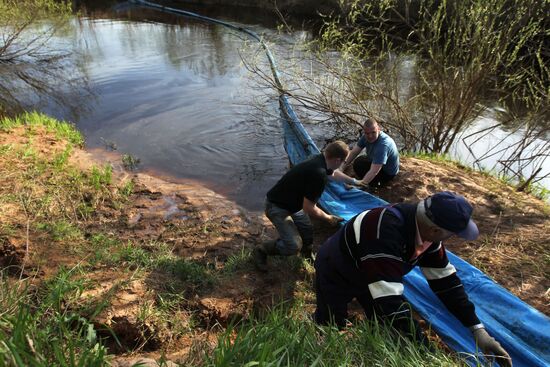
314,191,512,367
254,140,357,271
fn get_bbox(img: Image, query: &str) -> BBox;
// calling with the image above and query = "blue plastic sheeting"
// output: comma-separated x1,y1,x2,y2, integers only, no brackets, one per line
126,1,550,366
405,254,550,367
280,95,550,367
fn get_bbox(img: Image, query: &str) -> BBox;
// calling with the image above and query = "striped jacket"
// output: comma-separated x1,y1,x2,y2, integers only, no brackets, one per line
329,203,480,328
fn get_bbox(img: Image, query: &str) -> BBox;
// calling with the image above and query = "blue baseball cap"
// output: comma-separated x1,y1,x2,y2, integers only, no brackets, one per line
424,191,479,240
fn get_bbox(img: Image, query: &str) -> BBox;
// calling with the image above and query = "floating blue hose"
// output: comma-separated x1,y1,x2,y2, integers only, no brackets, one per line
127,2,550,365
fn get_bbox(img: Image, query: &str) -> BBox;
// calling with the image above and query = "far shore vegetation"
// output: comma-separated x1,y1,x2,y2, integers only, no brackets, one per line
249,0,549,193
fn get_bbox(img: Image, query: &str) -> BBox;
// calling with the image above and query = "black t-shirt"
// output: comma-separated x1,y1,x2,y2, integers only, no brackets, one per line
266,154,329,213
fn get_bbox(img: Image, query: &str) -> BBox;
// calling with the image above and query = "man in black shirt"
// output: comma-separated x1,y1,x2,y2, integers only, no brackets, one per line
314,191,512,367
254,140,357,271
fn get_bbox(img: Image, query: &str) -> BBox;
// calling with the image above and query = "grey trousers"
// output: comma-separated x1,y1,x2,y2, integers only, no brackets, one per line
265,199,313,256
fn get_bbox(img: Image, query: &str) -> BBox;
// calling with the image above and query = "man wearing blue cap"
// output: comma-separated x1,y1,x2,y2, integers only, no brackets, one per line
313,191,512,367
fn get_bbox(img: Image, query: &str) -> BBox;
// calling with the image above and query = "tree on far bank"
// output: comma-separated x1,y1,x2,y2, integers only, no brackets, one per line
249,0,549,191
0,0,76,116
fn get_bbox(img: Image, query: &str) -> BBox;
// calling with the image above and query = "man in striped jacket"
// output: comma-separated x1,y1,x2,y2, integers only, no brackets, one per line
314,191,512,367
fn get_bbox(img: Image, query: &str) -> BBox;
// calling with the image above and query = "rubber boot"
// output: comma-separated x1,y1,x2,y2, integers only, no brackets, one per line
252,240,279,272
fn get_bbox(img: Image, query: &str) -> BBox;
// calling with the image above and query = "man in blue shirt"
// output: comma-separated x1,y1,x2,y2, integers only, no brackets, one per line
341,118,399,187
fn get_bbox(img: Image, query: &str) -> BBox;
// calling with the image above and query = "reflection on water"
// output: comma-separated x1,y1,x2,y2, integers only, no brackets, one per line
41,7,306,211
451,113,550,190
38,3,548,210
387,55,550,191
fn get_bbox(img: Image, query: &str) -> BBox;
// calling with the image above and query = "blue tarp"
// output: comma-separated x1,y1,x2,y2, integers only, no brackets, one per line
280,95,550,367
128,1,550,365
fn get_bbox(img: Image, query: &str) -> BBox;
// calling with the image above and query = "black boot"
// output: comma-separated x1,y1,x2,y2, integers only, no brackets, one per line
252,240,278,272
300,244,314,261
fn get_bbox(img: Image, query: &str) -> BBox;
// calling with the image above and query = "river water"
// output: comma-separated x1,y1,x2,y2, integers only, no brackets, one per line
38,2,548,210
42,4,319,211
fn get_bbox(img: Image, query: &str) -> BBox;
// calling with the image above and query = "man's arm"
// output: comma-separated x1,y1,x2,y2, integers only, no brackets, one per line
302,197,342,225
361,142,390,184
363,259,428,345
359,163,382,185
419,244,481,326
420,245,512,367
341,145,362,170
351,212,429,345
331,169,363,185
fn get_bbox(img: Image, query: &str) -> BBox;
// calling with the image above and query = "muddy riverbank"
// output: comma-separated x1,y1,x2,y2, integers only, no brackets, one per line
0,114,548,364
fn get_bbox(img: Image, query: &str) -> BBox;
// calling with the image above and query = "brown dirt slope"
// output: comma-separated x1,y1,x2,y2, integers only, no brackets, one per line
0,125,310,363
0,126,548,364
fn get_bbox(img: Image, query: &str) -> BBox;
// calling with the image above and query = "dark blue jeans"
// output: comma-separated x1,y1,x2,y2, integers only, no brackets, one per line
264,199,313,256
353,155,396,187
313,231,376,328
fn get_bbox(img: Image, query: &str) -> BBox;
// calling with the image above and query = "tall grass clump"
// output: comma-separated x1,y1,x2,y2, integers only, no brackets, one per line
89,165,113,190
0,268,108,366
202,305,461,367
222,245,254,274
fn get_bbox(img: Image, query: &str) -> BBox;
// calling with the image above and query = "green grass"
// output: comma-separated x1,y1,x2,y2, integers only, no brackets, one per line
36,220,83,242
121,154,140,171
0,268,108,366
271,253,308,273
53,145,73,169
1,267,467,367
0,112,200,361
119,179,134,198
0,114,136,223
74,233,121,266
0,223,17,237
160,257,215,291
116,242,160,268
198,305,463,367
0,111,84,147
155,292,197,335
402,151,454,162
90,240,215,292
222,245,254,274
519,181,550,201
89,165,113,191
0,143,13,155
